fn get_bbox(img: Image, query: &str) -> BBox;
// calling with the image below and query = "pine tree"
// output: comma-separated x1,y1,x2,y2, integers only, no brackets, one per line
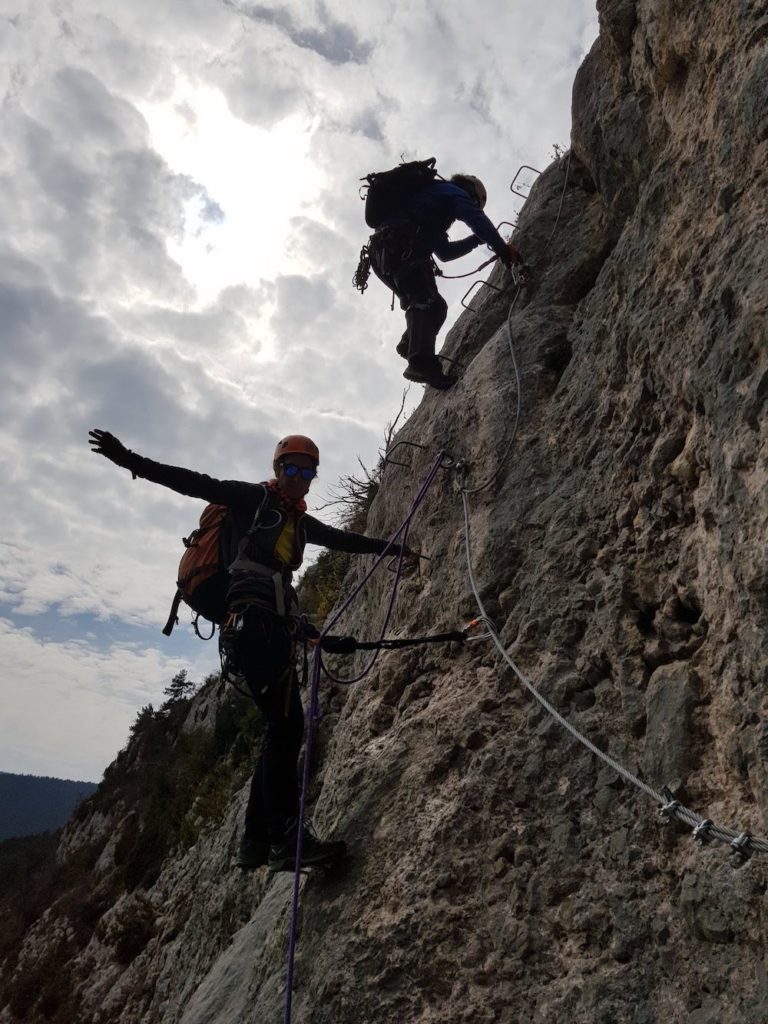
162,670,195,703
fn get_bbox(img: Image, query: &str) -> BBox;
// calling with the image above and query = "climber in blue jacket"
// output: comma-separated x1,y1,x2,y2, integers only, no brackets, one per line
368,174,523,391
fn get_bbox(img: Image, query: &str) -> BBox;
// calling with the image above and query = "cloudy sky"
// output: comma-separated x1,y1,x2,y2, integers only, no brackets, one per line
0,0,598,782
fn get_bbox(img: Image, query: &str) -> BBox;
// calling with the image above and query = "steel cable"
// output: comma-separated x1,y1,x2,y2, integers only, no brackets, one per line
460,486,768,855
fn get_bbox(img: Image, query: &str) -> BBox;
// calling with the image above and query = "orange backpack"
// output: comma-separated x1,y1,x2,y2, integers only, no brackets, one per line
163,504,232,638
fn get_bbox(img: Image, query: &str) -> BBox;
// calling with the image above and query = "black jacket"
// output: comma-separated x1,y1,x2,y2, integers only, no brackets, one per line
128,453,401,569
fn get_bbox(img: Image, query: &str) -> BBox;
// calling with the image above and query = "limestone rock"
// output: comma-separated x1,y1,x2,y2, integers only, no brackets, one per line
3,2,768,1022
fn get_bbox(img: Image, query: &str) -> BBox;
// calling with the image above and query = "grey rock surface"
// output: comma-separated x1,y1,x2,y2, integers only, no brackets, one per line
2,2,767,1022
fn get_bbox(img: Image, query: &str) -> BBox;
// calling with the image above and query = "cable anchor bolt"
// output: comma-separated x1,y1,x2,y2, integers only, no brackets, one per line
452,460,469,492
659,787,681,823
692,819,714,845
730,832,752,859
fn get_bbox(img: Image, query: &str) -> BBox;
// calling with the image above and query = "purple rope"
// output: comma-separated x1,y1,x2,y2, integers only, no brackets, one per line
283,648,321,1024
282,450,446,1024
318,524,410,685
319,451,446,685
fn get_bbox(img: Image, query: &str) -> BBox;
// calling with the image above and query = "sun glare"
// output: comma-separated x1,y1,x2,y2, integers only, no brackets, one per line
138,81,322,303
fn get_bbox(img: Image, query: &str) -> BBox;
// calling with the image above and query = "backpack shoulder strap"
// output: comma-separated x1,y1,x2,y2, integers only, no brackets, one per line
231,484,272,565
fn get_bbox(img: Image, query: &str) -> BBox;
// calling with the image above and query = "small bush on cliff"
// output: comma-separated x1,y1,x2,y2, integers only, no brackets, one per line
297,397,409,624
313,390,408,532
111,895,157,965
298,548,352,622
110,688,263,890
6,937,79,1024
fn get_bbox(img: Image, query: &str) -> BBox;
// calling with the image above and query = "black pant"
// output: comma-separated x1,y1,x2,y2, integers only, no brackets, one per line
234,608,304,844
369,228,448,363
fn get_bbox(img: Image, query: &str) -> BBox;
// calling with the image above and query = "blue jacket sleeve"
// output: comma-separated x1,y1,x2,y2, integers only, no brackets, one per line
433,235,482,262
450,193,508,256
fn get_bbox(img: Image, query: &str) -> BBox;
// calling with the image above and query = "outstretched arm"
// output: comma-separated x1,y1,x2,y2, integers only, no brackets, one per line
304,515,411,558
88,429,263,508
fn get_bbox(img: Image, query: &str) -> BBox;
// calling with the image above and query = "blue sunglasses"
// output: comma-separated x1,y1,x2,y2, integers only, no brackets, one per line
281,462,317,481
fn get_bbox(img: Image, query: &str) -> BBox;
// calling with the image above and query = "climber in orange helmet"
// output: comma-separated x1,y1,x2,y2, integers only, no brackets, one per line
89,428,410,872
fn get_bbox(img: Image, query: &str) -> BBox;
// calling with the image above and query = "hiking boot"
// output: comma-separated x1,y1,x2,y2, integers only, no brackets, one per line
236,836,270,870
403,356,457,391
268,821,347,872
396,334,409,360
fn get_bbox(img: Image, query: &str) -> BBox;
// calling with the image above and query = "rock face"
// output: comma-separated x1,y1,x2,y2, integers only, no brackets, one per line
2,2,767,1022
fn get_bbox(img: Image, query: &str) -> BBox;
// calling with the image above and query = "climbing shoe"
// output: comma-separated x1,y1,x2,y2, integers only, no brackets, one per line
236,836,270,870
396,334,409,360
403,356,457,391
268,821,347,872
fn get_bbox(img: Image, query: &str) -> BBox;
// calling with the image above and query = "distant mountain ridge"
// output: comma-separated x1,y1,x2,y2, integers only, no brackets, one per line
0,772,98,840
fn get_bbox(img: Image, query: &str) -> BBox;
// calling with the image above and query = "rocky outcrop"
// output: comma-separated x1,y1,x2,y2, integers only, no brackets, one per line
2,1,767,1022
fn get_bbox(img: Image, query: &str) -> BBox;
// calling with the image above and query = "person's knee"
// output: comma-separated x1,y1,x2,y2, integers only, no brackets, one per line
430,294,448,328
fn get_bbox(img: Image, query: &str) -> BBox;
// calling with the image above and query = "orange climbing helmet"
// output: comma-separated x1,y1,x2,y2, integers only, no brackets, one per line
273,434,320,467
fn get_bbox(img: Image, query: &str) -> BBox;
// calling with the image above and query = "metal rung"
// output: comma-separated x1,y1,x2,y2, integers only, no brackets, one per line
383,441,454,472
461,277,503,313
510,165,541,199
383,440,428,468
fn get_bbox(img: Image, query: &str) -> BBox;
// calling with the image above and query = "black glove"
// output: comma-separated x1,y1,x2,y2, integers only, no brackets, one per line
321,635,358,655
399,544,425,565
390,543,414,559
500,242,523,268
88,429,134,469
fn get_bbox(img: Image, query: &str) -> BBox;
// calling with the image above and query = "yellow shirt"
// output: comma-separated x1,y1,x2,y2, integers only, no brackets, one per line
274,515,298,567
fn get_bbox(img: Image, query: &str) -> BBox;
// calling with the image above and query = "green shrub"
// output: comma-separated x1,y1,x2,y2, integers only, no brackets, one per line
113,896,156,965
0,673,265,1020
296,548,351,623
5,936,79,1023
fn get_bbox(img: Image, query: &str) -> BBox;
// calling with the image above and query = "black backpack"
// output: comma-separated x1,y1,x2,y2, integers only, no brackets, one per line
361,157,438,228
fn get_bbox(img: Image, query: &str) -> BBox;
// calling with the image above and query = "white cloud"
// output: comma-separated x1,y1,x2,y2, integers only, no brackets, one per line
0,618,214,780
0,0,599,777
